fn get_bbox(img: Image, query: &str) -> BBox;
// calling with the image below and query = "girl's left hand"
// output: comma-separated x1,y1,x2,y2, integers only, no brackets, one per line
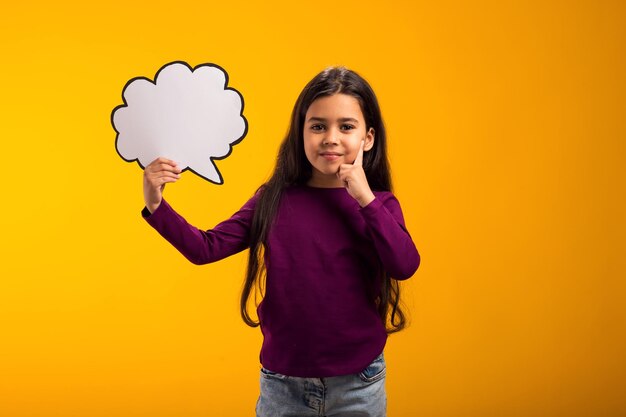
337,140,376,207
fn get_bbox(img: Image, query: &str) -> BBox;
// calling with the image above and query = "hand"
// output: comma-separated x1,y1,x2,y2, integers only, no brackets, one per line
143,157,181,213
337,140,375,207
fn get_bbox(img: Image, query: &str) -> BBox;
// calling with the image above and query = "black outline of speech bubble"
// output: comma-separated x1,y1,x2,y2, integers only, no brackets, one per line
111,61,248,185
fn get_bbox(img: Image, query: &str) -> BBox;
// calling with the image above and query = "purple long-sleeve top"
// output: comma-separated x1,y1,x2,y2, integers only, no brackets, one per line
142,185,419,377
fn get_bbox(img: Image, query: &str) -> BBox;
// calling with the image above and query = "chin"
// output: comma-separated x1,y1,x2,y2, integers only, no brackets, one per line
311,165,337,178
318,166,340,175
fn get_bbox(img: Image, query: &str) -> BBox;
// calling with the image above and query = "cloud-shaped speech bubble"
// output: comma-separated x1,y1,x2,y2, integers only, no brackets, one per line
112,61,248,184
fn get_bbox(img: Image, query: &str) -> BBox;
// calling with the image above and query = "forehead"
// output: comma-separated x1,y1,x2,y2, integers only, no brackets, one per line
305,94,364,120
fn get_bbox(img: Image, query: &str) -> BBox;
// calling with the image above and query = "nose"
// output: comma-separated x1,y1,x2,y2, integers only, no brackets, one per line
322,127,340,145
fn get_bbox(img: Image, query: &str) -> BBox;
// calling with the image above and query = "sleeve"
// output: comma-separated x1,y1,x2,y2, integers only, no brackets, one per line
359,193,420,280
141,192,259,265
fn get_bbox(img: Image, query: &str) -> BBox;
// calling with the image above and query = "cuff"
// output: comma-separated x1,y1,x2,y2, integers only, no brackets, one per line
359,196,383,215
141,199,170,221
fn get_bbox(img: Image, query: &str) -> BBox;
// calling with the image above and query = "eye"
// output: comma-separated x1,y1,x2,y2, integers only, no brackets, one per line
310,124,325,131
341,124,355,131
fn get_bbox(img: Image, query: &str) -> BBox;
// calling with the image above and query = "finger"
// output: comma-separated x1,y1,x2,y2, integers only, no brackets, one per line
159,162,182,173
160,176,179,184
144,171,180,181
337,166,355,188
353,140,365,166
147,162,181,175
337,164,350,179
152,175,180,188
157,170,181,180
154,156,178,166
337,170,350,188
148,157,181,172
152,177,177,187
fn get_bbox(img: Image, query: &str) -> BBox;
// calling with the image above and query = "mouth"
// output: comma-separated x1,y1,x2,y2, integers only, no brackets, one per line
320,152,343,161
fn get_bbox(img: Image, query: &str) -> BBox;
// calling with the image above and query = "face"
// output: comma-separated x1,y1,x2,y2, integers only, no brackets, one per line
303,93,374,187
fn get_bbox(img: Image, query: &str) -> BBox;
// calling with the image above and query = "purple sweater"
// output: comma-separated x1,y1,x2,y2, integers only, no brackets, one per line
143,185,419,377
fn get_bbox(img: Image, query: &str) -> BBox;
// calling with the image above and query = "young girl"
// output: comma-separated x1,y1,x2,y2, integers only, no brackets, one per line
141,67,420,416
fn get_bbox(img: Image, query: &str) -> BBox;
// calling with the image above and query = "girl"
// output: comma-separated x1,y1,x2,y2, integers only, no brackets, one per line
141,67,420,416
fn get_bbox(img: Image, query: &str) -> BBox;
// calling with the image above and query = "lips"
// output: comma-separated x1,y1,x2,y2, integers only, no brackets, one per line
320,152,342,161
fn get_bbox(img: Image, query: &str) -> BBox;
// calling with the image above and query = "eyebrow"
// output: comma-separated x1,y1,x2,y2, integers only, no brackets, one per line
306,117,360,124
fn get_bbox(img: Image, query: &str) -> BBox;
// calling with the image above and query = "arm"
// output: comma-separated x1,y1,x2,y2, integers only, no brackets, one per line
142,193,258,265
140,156,258,264
337,143,419,278
359,193,420,280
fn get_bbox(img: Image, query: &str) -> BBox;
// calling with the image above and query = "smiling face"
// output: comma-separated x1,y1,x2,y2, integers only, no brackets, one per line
303,93,374,187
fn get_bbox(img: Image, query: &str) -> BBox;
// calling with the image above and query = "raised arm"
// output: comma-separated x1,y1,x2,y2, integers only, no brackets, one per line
141,156,258,264
142,194,258,265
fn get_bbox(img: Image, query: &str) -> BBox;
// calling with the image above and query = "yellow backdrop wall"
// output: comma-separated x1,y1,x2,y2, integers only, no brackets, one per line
1,1,624,416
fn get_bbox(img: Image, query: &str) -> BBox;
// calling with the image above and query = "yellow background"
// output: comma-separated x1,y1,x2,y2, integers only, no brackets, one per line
1,1,625,416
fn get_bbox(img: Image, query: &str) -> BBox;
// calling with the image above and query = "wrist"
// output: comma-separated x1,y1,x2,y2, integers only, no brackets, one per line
147,200,161,214
357,192,375,207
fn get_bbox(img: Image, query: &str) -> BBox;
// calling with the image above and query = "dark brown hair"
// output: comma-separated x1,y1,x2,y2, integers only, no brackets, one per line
241,67,407,333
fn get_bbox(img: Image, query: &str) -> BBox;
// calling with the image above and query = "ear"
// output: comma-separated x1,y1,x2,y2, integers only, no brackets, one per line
364,127,375,152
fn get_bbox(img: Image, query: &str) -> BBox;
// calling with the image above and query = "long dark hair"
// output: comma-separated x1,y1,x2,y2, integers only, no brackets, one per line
240,66,407,333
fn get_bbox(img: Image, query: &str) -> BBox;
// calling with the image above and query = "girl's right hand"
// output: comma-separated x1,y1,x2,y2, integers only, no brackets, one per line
143,157,181,213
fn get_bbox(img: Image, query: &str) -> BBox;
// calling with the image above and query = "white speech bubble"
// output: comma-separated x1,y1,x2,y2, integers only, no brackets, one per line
112,61,248,184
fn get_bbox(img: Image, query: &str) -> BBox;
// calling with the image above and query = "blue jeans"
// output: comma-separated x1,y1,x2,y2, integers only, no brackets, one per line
256,353,386,417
